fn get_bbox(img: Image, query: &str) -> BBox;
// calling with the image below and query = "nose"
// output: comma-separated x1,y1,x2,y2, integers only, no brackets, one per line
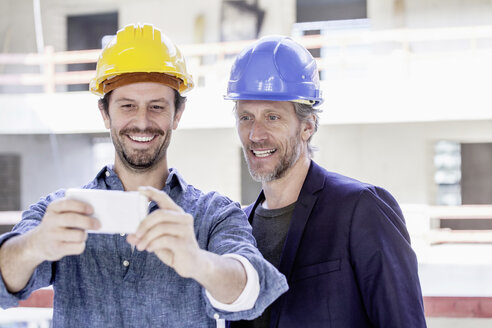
133,107,151,130
249,120,268,143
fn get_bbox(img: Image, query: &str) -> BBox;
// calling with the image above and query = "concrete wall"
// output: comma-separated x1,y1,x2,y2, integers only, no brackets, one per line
4,0,492,53
259,0,295,36
314,120,492,205
2,0,492,207
168,127,242,201
0,0,296,55
4,118,490,211
165,119,492,206
0,127,242,210
0,134,97,209
369,0,492,29
4,0,492,55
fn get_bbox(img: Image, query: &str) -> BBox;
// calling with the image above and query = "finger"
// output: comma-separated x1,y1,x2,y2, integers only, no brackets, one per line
58,241,87,256
138,187,183,213
55,227,88,243
52,213,100,231
146,235,179,253
135,222,185,251
135,210,190,239
154,249,174,267
49,198,93,215
126,234,138,246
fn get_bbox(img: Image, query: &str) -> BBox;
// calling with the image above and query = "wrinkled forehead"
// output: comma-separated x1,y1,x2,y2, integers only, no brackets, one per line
110,82,176,102
235,99,295,115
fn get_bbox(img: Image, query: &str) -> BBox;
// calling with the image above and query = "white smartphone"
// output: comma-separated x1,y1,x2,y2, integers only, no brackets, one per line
65,188,149,234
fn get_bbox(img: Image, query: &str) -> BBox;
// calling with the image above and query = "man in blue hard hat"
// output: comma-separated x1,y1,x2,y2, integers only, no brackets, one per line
225,35,427,327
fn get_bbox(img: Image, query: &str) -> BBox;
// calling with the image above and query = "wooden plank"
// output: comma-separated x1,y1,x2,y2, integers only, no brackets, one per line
424,297,492,318
430,205,492,219
0,53,43,65
0,211,21,225
51,49,100,64
53,70,94,84
0,73,45,85
428,230,492,245
18,289,53,308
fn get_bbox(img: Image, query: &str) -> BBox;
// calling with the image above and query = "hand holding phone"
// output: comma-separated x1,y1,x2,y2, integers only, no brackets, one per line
65,189,149,234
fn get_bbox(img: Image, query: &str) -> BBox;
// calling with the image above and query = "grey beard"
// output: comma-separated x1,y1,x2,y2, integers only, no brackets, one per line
245,139,301,183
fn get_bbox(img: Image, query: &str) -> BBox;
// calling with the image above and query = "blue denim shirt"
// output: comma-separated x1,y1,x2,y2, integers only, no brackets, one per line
0,166,288,327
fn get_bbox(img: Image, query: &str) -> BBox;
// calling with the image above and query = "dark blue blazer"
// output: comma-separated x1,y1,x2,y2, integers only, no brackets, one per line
234,161,426,328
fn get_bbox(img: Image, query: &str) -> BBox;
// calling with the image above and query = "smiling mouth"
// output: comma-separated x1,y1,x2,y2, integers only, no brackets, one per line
128,135,156,142
251,149,276,158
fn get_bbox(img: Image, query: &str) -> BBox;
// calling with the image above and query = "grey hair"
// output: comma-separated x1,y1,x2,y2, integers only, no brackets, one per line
293,102,322,158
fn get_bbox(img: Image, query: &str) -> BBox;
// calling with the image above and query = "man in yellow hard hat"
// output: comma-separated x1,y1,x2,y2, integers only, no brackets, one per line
0,24,287,327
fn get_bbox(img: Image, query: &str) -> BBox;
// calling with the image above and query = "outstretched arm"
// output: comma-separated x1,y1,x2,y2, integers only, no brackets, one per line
0,199,100,293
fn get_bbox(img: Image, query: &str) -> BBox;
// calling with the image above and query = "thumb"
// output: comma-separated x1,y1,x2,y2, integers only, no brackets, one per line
138,186,183,213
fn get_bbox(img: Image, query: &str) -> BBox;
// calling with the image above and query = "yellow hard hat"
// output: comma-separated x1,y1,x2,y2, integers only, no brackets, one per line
90,24,194,96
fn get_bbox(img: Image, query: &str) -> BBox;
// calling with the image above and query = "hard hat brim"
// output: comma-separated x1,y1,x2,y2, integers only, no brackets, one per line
224,93,323,107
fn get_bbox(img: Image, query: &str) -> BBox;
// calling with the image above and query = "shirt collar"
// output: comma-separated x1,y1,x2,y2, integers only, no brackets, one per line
165,168,187,192
96,165,187,192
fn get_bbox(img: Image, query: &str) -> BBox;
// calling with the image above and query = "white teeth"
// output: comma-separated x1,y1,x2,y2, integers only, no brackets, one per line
129,135,154,142
252,149,275,157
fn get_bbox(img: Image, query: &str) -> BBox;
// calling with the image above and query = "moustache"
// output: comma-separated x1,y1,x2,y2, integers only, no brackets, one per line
248,141,276,150
120,127,165,136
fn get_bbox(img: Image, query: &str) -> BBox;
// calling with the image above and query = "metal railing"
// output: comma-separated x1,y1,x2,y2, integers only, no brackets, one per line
427,205,492,244
2,25,492,93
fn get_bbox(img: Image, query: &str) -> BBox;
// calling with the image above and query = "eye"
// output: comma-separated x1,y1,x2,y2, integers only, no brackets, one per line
268,115,280,121
239,115,252,122
150,105,165,112
120,104,135,111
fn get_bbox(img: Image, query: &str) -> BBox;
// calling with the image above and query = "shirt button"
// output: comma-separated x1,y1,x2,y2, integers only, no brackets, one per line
123,260,130,267
120,233,125,237
105,171,110,177
213,313,220,320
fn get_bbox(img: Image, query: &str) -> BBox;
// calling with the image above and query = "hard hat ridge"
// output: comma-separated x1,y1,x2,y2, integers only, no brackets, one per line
90,23,193,96
225,35,323,106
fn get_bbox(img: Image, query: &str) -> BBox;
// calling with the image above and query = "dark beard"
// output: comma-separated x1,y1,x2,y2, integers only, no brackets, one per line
121,147,164,171
113,127,170,172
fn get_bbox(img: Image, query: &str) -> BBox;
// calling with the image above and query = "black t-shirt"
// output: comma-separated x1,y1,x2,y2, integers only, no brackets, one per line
234,201,296,328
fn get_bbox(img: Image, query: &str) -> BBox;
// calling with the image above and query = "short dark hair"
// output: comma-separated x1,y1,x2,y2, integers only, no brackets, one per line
98,89,186,114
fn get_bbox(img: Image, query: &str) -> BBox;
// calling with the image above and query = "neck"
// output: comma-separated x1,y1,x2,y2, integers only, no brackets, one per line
113,157,170,191
262,156,311,210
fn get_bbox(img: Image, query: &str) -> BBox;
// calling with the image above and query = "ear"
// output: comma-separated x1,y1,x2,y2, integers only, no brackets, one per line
98,102,110,130
301,114,316,142
172,103,186,130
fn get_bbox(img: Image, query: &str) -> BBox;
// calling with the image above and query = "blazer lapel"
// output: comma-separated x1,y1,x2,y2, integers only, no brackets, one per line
277,193,317,278
269,161,325,328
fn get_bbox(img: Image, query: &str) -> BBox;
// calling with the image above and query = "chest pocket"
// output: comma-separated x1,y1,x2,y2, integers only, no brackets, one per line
290,259,341,282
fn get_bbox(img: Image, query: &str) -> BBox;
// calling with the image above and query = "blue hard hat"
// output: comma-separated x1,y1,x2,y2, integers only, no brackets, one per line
225,35,323,106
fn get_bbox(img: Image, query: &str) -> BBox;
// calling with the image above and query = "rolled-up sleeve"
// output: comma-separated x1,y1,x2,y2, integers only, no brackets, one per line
201,197,288,321
205,254,260,312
